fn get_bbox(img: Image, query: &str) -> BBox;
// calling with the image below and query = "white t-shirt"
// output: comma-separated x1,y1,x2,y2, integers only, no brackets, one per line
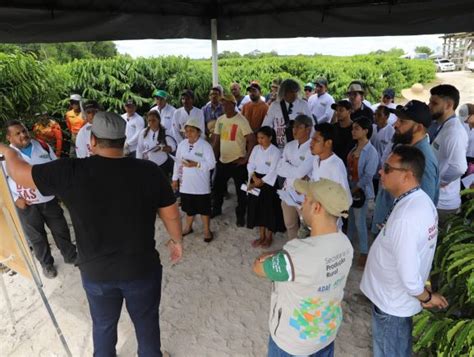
262,99,313,149
267,232,353,355
122,112,145,152
75,122,93,158
431,116,468,210
247,144,281,186
308,92,335,124
4,140,56,204
311,154,352,206
360,189,438,317
371,102,397,126
172,138,216,194
171,106,205,143
136,128,177,166
150,103,177,133
370,124,395,166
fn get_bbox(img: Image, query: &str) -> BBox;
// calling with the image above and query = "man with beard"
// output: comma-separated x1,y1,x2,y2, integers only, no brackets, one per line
241,82,269,132
429,84,468,227
371,100,439,235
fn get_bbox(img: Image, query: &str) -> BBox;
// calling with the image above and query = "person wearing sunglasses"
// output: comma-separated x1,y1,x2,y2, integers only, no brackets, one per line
371,100,440,236
361,144,448,357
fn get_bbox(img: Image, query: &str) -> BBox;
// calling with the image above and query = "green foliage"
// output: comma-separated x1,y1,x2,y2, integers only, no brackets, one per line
413,189,474,356
0,52,67,127
0,41,118,63
0,52,435,137
415,46,434,56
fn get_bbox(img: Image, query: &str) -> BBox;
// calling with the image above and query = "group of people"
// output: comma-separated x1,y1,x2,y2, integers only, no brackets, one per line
1,75,473,357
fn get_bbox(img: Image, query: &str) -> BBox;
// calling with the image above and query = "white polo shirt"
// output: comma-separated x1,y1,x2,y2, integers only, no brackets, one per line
431,116,468,210
150,103,176,133
308,92,335,124
136,128,177,166
171,106,205,143
276,138,312,187
4,140,56,204
172,138,216,194
75,122,93,158
247,144,281,186
361,189,438,317
122,112,145,152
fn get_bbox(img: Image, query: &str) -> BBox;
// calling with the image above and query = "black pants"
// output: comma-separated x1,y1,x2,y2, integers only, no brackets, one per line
212,161,248,218
17,198,76,267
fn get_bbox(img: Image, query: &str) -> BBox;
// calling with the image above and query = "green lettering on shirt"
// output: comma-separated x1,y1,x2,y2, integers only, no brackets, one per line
263,251,293,281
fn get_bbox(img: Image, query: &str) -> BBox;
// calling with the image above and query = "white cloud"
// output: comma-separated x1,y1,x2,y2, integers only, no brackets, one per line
115,34,443,59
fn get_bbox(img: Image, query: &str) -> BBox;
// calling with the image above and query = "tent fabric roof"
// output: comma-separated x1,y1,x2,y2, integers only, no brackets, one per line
1,0,473,43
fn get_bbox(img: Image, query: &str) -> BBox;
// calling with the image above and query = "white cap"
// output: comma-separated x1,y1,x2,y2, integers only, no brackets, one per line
70,94,82,101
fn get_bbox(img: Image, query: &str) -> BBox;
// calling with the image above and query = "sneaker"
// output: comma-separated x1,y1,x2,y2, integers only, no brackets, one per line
42,265,57,279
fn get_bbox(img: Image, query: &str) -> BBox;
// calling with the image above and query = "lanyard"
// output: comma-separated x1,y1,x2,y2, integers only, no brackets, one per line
382,186,420,228
432,115,456,142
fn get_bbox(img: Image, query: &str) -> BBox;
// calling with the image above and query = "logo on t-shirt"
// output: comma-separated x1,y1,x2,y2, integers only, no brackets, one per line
289,298,342,342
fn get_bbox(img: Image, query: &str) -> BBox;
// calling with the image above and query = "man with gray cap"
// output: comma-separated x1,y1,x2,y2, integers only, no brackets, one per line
253,178,353,356
0,111,183,357
371,88,397,126
308,77,335,124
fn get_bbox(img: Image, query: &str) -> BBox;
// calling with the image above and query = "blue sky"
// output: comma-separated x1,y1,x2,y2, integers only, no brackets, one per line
115,34,443,59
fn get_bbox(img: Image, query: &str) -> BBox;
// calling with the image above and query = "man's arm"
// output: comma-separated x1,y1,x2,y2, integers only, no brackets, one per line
0,144,36,189
253,250,294,281
158,202,183,263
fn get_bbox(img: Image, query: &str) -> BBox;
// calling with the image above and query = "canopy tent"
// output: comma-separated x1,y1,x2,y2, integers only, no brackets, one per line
1,0,473,43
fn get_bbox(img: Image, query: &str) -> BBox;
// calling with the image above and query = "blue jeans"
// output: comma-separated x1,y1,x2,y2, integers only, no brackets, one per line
268,336,334,357
81,265,162,357
348,200,369,254
372,305,412,357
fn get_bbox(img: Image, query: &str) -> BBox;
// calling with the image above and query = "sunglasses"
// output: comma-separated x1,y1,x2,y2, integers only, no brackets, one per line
383,163,409,174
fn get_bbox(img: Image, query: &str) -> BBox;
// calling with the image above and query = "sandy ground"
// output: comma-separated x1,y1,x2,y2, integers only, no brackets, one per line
1,71,473,357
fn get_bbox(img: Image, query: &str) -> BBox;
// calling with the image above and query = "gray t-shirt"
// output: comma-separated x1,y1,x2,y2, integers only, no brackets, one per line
264,232,353,355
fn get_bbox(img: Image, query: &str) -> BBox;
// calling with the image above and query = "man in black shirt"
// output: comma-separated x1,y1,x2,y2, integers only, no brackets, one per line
0,111,183,357
331,100,356,166
347,82,374,123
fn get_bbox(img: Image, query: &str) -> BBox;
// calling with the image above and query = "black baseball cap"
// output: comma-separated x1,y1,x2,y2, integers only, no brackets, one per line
331,100,352,111
389,100,431,127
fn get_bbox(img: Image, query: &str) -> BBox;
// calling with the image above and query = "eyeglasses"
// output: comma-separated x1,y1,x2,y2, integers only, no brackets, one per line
383,163,409,174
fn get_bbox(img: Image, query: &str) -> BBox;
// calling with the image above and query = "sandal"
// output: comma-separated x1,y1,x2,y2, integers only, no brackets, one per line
182,228,194,236
204,231,214,243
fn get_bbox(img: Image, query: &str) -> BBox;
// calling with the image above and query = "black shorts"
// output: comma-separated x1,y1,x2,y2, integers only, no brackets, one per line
180,193,211,216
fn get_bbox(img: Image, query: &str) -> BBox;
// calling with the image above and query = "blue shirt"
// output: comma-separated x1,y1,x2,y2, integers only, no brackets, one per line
202,102,224,124
371,135,440,234
19,143,33,158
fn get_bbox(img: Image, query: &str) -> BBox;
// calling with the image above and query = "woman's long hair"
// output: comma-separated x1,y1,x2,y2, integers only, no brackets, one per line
144,111,166,144
257,126,277,147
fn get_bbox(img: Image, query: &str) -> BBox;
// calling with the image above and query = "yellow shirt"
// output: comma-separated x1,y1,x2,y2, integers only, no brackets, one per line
215,113,253,163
